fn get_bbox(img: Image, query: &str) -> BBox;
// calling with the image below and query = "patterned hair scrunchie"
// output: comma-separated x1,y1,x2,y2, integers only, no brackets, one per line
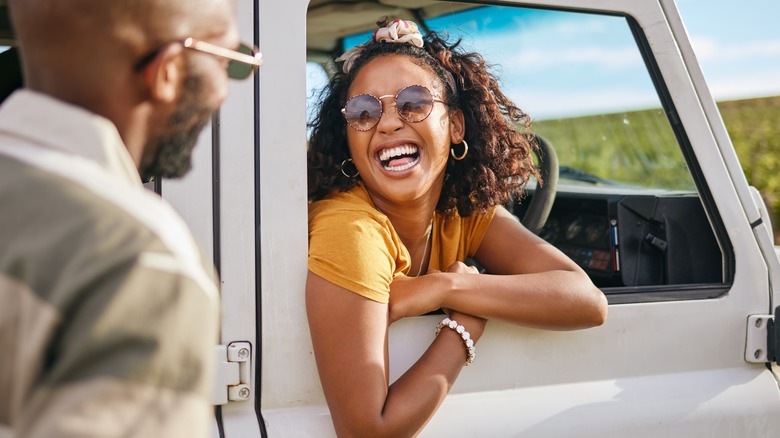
373,19,424,47
336,18,424,74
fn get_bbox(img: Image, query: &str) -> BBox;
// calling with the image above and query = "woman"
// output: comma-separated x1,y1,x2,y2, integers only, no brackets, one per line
306,18,607,437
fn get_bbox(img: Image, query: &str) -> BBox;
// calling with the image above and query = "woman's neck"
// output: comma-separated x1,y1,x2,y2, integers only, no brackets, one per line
391,211,434,246
370,195,437,246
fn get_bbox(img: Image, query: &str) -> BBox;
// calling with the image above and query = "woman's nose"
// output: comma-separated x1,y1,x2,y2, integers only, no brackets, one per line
376,97,403,133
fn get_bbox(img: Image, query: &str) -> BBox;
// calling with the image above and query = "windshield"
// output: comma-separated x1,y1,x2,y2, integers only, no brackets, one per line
307,4,696,192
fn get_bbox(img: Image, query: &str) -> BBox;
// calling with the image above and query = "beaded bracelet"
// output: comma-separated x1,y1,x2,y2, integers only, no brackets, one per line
435,317,476,366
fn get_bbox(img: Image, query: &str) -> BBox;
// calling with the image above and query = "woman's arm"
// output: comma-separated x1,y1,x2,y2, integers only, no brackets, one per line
306,271,486,438
389,206,607,329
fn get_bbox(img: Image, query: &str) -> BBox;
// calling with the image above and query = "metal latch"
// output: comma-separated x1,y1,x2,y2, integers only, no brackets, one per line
212,341,252,405
745,307,779,364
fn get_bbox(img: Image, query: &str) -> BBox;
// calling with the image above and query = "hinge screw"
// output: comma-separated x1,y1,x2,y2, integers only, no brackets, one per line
754,349,763,360
238,348,250,359
755,318,764,328
228,383,251,401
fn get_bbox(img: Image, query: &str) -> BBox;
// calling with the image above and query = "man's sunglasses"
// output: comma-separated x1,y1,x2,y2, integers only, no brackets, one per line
341,85,446,131
133,37,262,80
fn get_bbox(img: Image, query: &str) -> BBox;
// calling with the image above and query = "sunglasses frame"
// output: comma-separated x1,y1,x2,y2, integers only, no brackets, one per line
341,84,446,131
133,37,263,79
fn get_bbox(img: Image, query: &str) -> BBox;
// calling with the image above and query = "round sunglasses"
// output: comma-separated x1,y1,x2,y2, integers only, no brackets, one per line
341,85,446,131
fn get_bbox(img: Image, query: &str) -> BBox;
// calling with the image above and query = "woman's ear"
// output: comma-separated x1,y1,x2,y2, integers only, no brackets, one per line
140,43,185,104
449,108,466,143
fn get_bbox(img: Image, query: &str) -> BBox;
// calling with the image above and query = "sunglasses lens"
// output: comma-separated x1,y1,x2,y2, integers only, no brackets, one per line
227,43,258,79
343,95,382,131
396,86,434,123
227,61,251,79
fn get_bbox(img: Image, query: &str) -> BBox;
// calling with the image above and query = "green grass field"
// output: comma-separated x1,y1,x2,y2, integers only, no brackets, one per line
718,96,780,241
532,95,780,241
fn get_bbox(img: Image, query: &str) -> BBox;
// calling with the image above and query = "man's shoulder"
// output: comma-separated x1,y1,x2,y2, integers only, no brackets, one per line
0,152,216,303
0,151,179,247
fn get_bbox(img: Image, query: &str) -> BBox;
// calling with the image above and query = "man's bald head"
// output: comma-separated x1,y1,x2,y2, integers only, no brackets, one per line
9,0,235,95
8,0,239,178
9,0,230,44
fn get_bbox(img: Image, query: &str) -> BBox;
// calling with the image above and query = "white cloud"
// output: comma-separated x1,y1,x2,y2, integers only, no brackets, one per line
691,36,780,62
689,36,780,99
507,86,661,120
706,71,780,100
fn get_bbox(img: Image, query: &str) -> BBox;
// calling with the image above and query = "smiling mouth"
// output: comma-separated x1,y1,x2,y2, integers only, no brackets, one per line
377,145,420,172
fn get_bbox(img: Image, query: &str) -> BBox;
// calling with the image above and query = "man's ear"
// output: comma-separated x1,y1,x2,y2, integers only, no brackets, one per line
140,44,185,104
449,108,466,144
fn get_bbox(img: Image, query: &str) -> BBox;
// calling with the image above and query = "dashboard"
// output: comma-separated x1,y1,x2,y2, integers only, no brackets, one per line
533,195,622,287
514,190,722,288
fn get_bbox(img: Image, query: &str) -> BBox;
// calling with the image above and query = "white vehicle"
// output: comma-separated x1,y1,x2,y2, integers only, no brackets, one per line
180,0,780,436
5,0,779,436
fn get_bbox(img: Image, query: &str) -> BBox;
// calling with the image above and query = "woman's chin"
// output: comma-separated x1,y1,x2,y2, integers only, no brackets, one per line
367,185,432,207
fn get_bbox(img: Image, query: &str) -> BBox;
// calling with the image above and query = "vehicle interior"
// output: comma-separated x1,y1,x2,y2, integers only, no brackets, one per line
306,0,730,303
0,1,730,304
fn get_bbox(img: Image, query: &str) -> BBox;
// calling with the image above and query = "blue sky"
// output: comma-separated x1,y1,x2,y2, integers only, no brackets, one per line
676,0,780,100
2,0,774,114
308,0,779,119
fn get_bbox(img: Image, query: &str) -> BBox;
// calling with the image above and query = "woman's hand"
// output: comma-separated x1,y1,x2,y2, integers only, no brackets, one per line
388,262,481,323
438,263,487,342
444,261,480,275
388,273,443,323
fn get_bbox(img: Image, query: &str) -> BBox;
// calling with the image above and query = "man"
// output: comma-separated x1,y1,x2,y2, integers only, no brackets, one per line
0,0,261,436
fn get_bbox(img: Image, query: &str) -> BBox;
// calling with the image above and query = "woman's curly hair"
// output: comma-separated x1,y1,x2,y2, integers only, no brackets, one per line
307,26,539,217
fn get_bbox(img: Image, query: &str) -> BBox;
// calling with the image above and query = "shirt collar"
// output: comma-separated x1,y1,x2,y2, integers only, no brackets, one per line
0,89,142,187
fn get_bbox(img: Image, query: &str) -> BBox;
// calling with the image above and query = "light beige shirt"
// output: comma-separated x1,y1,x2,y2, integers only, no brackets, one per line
0,90,219,438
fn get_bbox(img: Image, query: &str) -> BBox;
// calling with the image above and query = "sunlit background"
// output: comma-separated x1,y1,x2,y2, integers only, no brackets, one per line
305,0,780,237
677,0,779,101
307,0,779,114
2,0,777,234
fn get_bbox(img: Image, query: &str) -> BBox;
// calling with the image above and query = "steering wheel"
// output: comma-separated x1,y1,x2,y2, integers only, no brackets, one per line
469,135,558,273
520,135,559,235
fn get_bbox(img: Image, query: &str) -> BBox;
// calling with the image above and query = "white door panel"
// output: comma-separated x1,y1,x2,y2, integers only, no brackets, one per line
249,0,780,436
423,367,780,437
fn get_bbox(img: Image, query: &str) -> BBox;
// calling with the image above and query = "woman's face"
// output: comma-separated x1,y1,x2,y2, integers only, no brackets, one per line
345,54,464,210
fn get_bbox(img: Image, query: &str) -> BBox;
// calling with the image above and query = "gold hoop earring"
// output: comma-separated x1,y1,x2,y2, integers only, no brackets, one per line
340,158,359,178
450,140,469,161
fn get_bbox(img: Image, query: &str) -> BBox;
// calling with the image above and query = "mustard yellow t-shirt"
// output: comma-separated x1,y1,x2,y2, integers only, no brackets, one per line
308,184,496,304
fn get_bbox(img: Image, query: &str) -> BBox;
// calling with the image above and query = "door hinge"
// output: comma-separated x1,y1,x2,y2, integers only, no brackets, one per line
745,307,779,364
212,341,252,405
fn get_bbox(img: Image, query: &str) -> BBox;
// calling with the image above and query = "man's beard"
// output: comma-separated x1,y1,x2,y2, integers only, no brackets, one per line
141,73,214,182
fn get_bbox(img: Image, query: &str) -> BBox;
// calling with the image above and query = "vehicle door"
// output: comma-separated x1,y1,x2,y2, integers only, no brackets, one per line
169,0,780,436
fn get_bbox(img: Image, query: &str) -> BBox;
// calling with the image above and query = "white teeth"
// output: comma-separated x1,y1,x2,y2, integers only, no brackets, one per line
383,156,419,172
378,145,418,162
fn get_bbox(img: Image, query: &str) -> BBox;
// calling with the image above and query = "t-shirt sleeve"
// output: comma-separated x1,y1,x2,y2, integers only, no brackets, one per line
463,206,498,258
308,207,400,304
